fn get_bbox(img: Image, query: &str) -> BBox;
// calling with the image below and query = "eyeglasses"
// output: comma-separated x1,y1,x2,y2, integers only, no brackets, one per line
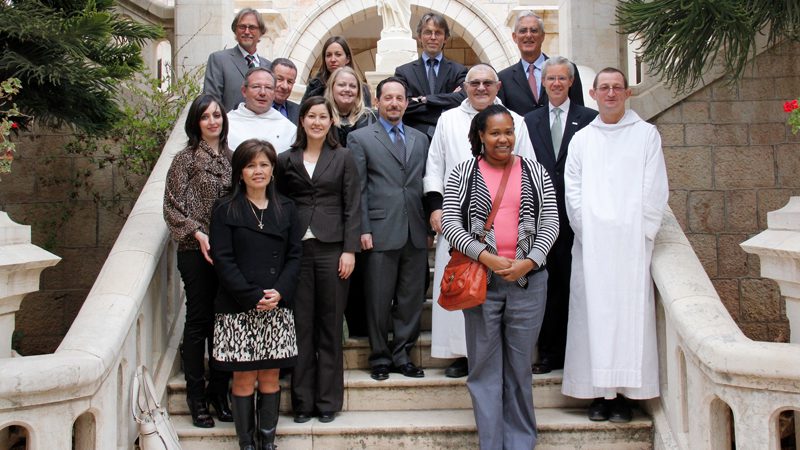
545,75,570,83
237,24,260,32
421,30,445,38
595,85,626,94
247,84,274,92
516,27,540,35
467,80,497,88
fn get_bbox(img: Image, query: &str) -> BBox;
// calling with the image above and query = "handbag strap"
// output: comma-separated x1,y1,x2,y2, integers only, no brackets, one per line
481,156,516,239
132,365,163,423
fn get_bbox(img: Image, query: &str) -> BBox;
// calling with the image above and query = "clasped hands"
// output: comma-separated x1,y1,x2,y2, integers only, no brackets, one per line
478,251,537,282
257,289,281,311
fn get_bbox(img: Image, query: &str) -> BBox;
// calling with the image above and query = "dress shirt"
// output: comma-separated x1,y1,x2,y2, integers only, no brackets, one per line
421,52,443,77
378,116,406,144
236,45,261,67
520,54,546,99
549,98,570,142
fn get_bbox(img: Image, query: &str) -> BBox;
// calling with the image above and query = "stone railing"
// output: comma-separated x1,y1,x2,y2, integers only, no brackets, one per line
0,106,190,449
648,204,800,449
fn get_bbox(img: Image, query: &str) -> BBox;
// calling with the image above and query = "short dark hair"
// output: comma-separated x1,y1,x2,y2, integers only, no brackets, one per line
243,67,275,87
231,8,267,34
376,76,410,99
291,96,340,150
468,104,513,157
270,58,297,74
593,67,629,89
416,12,450,40
185,94,228,150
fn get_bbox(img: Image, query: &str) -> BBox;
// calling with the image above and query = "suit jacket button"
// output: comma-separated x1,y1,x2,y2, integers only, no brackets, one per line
272,251,279,258
269,268,277,275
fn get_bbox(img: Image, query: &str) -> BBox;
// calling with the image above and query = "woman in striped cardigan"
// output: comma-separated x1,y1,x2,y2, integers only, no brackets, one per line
441,104,559,449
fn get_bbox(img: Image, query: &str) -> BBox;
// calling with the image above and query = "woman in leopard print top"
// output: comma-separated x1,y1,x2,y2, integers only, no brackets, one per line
163,94,234,429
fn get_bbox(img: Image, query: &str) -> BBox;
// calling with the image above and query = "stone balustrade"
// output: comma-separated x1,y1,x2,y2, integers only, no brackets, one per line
0,106,191,449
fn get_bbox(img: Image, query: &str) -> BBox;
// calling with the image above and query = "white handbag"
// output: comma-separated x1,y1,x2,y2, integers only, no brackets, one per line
131,365,182,450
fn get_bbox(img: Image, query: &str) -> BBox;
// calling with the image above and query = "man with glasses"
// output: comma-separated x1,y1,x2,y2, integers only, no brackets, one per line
424,64,534,379
227,68,295,152
562,67,668,423
204,8,270,112
394,12,468,140
498,11,584,116
524,56,597,376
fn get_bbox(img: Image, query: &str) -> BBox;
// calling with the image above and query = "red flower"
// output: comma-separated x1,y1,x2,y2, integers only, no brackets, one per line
10,121,18,129
786,99,799,113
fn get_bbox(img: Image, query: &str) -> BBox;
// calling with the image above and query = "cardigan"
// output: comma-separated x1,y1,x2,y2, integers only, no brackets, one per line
440,155,559,287
209,193,303,312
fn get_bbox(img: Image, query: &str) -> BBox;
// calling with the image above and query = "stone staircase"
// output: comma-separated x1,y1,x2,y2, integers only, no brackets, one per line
168,300,654,449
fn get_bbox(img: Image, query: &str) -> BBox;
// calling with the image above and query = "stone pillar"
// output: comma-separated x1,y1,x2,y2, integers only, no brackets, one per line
741,196,800,448
174,0,234,77
0,212,60,358
558,0,622,71
365,2,417,95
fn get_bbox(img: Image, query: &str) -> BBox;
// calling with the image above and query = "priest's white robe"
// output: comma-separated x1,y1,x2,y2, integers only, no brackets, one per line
227,103,296,153
424,98,535,359
561,110,668,399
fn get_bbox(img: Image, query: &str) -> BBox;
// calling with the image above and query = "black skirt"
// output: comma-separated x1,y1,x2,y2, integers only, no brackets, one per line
212,307,297,371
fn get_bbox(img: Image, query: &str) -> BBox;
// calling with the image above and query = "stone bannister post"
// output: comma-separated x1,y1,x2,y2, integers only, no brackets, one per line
0,212,60,358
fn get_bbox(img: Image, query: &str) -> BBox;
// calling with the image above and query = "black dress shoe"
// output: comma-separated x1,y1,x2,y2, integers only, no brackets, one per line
318,411,336,423
392,362,425,378
207,392,233,422
587,398,610,422
444,357,468,378
293,412,312,423
531,359,552,375
609,396,633,423
187,398,215,428
370,365,390,381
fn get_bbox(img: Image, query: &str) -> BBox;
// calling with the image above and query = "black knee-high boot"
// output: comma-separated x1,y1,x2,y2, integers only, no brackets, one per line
257,390,281,450
231,394,256,450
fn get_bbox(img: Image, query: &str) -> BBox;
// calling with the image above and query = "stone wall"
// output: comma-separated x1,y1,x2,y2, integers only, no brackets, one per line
0,128,138,354
655,40,800,342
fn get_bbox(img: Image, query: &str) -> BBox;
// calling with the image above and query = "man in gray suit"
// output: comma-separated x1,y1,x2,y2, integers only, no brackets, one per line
348,77,429,381
203,8,270,112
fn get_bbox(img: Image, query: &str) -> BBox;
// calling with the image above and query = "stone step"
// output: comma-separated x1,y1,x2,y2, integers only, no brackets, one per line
171,407,653,449
168,369,586,415
343,331,448,370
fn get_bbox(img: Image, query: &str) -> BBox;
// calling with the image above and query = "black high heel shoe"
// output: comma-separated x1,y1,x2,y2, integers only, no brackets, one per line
187,397,215,428
208,392,234,422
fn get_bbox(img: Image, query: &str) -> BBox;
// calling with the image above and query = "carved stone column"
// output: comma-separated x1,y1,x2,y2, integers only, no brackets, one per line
0,212,60,358
365,0,417,93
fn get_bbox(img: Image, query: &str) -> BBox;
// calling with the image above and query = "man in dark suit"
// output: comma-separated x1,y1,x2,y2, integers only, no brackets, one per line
203,8,271,112
269,58,300,125
524,56,597,375
498,11,584,116
348,77,429,381
394,12,467,139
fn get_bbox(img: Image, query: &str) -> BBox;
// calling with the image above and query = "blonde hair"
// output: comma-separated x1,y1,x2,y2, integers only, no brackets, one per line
325,67,370,127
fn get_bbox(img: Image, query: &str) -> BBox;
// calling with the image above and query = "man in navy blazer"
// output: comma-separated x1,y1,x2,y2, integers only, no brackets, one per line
524,56,597,375
203,8,271,112
394,12,467,139
269,58,300,125
498,11,584,116
348,77,429,381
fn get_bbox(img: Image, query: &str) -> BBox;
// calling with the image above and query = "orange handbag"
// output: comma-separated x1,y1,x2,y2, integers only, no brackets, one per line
439,157,514,311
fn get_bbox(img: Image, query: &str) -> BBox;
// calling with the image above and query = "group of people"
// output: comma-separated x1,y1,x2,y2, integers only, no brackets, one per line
163,7,669,450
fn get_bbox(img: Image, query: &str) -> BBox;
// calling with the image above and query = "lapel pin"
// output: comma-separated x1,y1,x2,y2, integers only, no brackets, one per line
571,122,578,125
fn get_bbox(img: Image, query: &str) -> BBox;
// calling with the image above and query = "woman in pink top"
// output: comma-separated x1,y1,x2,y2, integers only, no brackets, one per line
441,105,559,449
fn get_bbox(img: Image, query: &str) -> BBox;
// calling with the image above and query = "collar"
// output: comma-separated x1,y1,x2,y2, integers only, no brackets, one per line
520,54,546,73
422,52,443,65
378,116,404,135
549,98,570,114
236,45,259,64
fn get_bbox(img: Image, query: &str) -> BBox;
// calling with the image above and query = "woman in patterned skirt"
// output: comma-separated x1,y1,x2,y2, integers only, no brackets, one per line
209,139,303,450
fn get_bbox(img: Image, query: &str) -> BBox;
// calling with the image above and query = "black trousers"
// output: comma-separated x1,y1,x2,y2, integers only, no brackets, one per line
536,231,574,368
177,250,230,399
291,240,349,414
344,252,368,336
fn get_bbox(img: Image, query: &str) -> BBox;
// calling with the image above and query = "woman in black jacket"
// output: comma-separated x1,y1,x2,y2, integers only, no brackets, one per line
301,35,372,107
276,96,361,424
210,139,302,450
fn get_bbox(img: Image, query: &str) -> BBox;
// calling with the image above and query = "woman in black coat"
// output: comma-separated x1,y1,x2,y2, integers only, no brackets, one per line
209,139,302,450
301,35,372,107
276,96,361,424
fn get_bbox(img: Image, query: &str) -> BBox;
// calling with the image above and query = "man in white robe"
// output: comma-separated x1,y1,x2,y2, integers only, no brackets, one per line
227,67,296,152
425,63,535,377
561,67,668,422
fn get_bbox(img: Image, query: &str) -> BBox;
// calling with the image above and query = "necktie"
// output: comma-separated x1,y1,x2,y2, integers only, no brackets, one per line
427,59,438,95
245,54,256,69
273,103,288,118
551,107,563,158
528,64,539,102
392,126,406,162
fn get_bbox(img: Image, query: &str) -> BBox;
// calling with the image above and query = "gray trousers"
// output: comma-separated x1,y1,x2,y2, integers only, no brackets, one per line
364,240,427,367
464,270,547,450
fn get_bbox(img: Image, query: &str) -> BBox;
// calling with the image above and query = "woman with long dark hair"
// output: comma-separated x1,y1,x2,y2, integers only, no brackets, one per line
301,36,372,107
441,105,559,449
209,139,302,450
163,93,233,428
276,96,361,424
